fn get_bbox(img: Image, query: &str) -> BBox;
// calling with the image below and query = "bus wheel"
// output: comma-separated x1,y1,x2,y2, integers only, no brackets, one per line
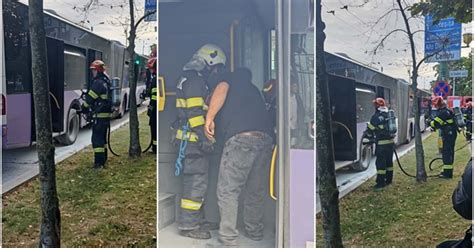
405,125,413,144
351,144,372,172
58,108,80,145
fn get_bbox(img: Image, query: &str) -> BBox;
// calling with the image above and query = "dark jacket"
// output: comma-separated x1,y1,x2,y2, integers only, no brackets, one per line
452,159,472,220
83,73,112,119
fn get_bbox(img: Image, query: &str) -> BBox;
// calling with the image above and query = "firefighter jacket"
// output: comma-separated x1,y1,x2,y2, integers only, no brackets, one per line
430,107,456,131
148,74,157,115
83,73,112,119
174,70,209,143
463,108,472,125
452,159,472,220
366,108,393,145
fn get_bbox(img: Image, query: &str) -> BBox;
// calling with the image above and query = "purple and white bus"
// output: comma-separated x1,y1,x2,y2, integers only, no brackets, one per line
325,52,428,171
1,0,146,149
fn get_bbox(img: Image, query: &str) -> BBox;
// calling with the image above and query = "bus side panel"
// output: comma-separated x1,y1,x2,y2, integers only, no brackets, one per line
4,94,31,148
289,149,315,247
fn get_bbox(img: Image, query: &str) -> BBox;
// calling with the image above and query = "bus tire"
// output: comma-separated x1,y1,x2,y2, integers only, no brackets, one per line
118,95,127,119
351,144,372,171
57,108,80,145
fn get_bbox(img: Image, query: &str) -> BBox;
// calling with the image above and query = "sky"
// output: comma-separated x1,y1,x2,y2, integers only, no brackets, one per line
20,0,157,55
321,0,472,90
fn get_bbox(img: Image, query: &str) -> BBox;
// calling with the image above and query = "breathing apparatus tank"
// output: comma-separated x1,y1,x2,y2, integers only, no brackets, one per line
453,106,466,128
387,109,397,137
110,77,122,107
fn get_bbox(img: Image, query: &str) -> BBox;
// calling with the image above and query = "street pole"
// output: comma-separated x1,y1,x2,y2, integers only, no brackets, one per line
452,77,455,96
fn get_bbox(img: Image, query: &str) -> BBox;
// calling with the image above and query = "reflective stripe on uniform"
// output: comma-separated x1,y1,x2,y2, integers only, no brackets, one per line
176,129,199,142
94,113,111,118
434,117,446,125
378,125,384,129
186,97,204,108
83,102,90,108
386,167,393,171
203,104,209,111
378,139,394,145
367,123,376,130
88,90,99,99
188,115,205,127
430,120,435,128
153,140,157,145
100,94,108,100
443,164,453,170
377,170,386,175
151,88,157,93
151,95,157,100
181,198,202,211
94,147,105,153
446,119,454,124
176,98,186,108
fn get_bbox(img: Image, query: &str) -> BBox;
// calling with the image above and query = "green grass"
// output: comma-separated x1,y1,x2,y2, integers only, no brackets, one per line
3,113,156,247
317,132,472,247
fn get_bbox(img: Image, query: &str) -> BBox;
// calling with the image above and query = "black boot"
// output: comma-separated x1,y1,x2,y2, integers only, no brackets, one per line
386,171,393,185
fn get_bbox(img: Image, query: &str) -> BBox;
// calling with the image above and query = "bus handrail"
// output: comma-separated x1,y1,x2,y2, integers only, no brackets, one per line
269,144,278,200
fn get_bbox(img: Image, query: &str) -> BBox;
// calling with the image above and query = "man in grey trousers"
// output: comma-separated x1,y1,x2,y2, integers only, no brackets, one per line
205,67,274,247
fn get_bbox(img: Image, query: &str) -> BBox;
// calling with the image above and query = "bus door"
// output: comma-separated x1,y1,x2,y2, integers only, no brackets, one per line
329,74,357,160
46,37,64,133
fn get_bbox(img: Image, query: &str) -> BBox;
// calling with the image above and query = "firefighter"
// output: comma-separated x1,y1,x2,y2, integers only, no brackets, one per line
174,44,226,239
463,102,472,142
147,57,157,153
362,97,396,189
82,60,112,169
430,96,457,179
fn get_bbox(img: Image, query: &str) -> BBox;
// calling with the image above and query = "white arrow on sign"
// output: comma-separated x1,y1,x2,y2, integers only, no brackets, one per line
449,70,468,78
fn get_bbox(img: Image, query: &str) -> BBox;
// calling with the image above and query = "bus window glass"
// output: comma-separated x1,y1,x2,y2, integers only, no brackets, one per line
64,46,87,91
290,33,314,149
356,85,377,123
3,1,31,94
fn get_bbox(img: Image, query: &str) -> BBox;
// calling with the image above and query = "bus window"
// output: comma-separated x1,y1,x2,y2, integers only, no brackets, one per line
64,46,87,91
3,1,31,94
290,33,314,149
356,85,377,123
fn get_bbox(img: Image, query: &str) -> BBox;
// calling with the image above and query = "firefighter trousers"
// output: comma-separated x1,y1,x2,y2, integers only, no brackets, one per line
149,109,157,152
217,132,273,246
92,119,109,166
375,142,394,186
178,144,210,231
441,128,457,178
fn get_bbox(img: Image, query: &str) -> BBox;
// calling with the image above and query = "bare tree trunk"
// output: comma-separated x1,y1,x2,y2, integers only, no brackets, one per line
28,0,61,246
127,0,141,157
397,0,427,182
316,1,344,247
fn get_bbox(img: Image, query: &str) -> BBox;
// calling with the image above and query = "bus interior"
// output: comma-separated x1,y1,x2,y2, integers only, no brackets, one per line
159,0,314,247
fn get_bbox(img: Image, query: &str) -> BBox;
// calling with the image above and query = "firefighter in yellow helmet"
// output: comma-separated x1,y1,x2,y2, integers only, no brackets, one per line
173,44,226,239
82,60,112,169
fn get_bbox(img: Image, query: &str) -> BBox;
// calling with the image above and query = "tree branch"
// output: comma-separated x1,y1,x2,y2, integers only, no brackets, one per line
372,29,408,54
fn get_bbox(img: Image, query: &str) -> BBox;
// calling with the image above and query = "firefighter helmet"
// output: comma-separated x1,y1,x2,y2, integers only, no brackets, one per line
372,97,386,107
432,96,445,108
196,44,226,66
89,60,106,73
147,57,157,73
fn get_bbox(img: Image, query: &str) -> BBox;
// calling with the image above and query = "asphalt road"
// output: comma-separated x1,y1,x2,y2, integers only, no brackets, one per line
2,105,148,194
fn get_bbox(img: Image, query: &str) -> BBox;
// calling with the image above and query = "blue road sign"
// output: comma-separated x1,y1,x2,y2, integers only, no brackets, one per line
433,80,450,97
144,0,157,22
424,15,461,63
